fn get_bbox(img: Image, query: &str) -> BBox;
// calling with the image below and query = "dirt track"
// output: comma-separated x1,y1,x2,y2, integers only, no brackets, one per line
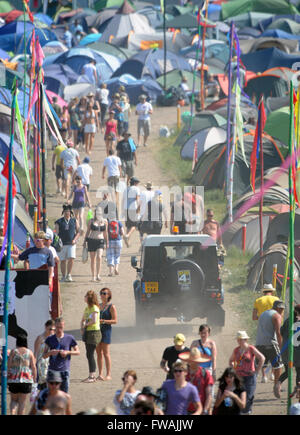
45,105,287,415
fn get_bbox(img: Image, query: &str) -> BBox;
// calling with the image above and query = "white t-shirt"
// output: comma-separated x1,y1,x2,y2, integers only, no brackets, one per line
82,63,97,84
48,246,58,277
140,189,155,219
98,88,109,105
60,148,79,170
136,102,152,120
103,155,122,177
76,163,93,185
123,185,140,216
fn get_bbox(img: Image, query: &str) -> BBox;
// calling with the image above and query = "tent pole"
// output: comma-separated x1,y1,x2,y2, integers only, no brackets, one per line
200,0,209,110
259,98,264,285
225,21,234,201
40,84,47,232
163,0,166,91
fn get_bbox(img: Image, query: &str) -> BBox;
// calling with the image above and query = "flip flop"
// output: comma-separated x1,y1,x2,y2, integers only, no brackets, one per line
97,375,105,381
82,376,96,383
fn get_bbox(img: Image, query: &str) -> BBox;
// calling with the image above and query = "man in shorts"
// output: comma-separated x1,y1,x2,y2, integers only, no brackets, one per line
136,95,153,147
60,140,80,200
122,177,140,247
102,148,122,204
256,299,285,399
116,132,137,185
52,142,67,195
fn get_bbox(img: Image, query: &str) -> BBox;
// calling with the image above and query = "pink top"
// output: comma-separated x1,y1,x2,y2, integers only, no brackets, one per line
233,345,256,377
105,119,117,136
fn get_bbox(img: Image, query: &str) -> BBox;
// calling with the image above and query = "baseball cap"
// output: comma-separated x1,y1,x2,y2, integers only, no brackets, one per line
174,333,186,346
83,156,90,163
273,300,285,310
130,177,140,185
45,229,53,241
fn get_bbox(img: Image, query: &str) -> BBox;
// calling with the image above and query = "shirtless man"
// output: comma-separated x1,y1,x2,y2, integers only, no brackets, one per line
29,371,72,415
201,209,222,245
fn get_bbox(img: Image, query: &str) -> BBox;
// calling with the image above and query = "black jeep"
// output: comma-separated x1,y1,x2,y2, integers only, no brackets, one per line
131,234,225,329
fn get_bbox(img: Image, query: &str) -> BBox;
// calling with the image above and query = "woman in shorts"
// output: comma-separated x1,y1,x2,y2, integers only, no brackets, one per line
7,334,37,415
84,207,108,282
83,100,100,155
68,175,91,234
104,111,117,156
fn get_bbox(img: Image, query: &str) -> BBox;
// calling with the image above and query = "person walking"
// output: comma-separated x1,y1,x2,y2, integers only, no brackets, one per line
213,367,246,415
81,59,98,85
68,97,81,147
139,190,168,242
59,105,71,142
55,204,80,282
76,96,87,147
179,348,213,415
116,132,137,185
74,156,93,191
68,175,92,234
84,207,108,282
34,320,56,391
252,283,279,320
7,334,37,415
255,299,285,398
96,287,117,381
229,331,265,415
97,83,109,131
201,208,222,245
190,324,217,381
160,360,202,415
113,370,141,415
104,110,118,155
122,176,141,247
60,139,80,200
106,214,124,276
52,141,67,195
102,149,122,205
83,99,100,155
160,333,190,380
136,94,153,147
80,290,102,383
43,317,80,393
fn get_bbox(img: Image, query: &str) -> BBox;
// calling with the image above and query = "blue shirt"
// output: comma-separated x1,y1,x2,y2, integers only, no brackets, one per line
45,334,77,372
19,247,54,269
63,30,73,48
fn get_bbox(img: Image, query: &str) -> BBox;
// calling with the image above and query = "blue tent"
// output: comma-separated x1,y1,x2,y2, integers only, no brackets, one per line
241,47,300,72
0,48,9,60
44,64,80,96
0,28,58,54
0,88,30,119
105,74,163,104
208,4,222,21
260,28,300,42
112,48,192,80
79,33,102,46
34,12,54,26
258,14,300,31
0,21,35,36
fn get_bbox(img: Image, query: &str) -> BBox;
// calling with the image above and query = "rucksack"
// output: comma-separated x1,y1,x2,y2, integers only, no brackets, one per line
108,220,119,239
52,234,63,252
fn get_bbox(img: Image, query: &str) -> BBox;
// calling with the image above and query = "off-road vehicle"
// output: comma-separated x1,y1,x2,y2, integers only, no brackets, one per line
131,234,225,329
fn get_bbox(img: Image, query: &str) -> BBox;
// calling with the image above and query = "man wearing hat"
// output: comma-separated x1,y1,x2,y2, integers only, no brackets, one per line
135,386,164,415
74,156,93,191
253,283,279,320
136,95,153,147
116,132,137,185
256,299,285,398
122,177,141,247
29,370,72,415
160,334,190,380
179,348,214,415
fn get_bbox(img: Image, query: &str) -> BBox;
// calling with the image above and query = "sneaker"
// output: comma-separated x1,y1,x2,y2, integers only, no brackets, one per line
261,376,268,383
143,143,147,147
65,274,73,282
270,372,275,381
60,276,66,282
273,382,281,399
123,235,129,248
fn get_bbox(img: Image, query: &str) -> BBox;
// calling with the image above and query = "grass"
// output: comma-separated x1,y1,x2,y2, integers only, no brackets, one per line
152,126,257,337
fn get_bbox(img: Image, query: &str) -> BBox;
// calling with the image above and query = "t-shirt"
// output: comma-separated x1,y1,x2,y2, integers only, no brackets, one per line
84,305,100,331
136,102,152,120
254,295,279,317
76,163,93,185
186,367,214,409
45,334,78,372
63,30,72,49
123,186,140,212
103,155,122,177
82,63,97,84
60,148,79,170
232,345,256,377
55,217,77,245
19,247,54,270
48,246,58,277
162,380,199,415
113,390,141,415
54,144,67,166
216,386,246,415
162,346,190,380
140,190,155,219
98,88,109,105
116,140,134,161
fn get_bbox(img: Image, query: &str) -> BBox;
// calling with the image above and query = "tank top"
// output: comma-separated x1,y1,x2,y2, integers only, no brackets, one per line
73,186,85,203
86,110,95,121
256,309,277,346
8,348,34,384
100,303,112,332
105,119,117,136
197,340,213,369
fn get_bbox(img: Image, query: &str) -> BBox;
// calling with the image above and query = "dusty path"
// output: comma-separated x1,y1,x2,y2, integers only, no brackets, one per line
45,105,286,415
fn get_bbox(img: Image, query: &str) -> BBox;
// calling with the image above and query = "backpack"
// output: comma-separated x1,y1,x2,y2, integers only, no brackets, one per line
108,220,119,239
52,234,63,252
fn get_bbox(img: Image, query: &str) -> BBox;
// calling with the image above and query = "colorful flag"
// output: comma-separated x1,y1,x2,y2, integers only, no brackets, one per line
1,154,16,234
234,81,248,167
250,98,266,192
22,0,34,24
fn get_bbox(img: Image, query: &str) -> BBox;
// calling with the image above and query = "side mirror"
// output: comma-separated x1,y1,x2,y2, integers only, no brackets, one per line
131,256,138,268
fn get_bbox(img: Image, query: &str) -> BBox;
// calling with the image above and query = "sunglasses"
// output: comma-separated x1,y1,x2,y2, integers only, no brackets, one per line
48,381,60,385
100,292,109,295
49,328,56,331
173,369,185,373
35,239,44,242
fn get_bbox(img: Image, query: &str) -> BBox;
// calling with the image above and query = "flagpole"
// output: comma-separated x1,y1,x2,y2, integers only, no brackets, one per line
287,80,295,413
225,22,234,200
40,84,47,232
259,97,264,273
1,80,17,415
200,0,209,110
163,0,166,91
189,7,202,135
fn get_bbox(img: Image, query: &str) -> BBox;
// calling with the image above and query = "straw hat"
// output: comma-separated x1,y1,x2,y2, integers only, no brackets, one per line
236,330,250,340
179,347,211,364
262,283,276,294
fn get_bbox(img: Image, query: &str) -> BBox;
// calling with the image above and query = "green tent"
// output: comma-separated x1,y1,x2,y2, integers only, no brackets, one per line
156,70,201,92
85,42,134,60
264,106,290,146
0,1,13,14
221,0,298,20
94,0,132,12
267,18,300,34
157,12,215,29
224,11,274,28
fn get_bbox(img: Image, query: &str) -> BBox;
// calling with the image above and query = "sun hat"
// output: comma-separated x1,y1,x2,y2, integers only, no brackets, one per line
44,229,53,241
262,283,276,294
145,181,152,189
236,330,250,340
179,347,211,364
47,371,62,383
140,386,159,398
173,333,186,346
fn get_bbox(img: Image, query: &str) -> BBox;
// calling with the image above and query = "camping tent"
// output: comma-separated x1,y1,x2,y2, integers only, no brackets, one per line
99,12,154,42
267,17,300,34
258,13,300,31
156,70,201,93
264,106,290,145
112,48,192,80
63,83,96,102
244,72,289,105
44,64,80,96
221,0,298,21
239,37,299,54
192,131,285,195
224,11,274,28
261,210,300,252
180,127,226,160
241,47,300,73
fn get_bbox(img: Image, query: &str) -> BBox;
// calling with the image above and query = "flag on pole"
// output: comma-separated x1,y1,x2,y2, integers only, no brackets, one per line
1,154,16,234
250,98,266,192
22,0,34,24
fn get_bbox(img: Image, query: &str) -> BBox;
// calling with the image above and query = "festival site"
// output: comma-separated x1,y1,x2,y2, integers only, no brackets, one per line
0,0,300,420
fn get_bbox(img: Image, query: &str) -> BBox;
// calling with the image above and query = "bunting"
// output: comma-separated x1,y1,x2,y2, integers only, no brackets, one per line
250,98,266,192
234,81,248,167
22,0,34,24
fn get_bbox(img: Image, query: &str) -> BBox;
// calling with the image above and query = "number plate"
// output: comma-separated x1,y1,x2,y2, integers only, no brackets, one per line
144,282,159,293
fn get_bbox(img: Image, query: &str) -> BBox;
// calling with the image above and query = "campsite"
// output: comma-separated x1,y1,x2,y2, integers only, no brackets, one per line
0,0,300,417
